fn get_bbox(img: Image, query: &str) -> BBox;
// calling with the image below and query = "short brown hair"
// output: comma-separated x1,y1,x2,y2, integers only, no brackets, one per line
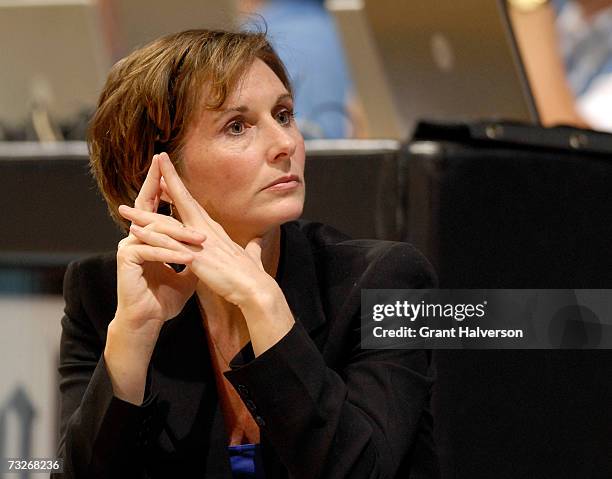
88,29,292,231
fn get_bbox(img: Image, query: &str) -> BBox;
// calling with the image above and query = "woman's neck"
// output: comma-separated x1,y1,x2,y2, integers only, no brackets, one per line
259,226,281,279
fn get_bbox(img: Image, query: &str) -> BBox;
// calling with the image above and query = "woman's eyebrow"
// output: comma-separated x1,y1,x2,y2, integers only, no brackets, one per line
276,93,293,104
217,93,294,116
219,105,248,115
209,105,247,126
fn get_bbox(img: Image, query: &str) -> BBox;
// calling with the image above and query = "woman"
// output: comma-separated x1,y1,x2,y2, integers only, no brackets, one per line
56,29,438,478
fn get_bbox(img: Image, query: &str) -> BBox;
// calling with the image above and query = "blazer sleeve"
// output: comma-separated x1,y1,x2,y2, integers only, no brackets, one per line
224,242,438,479
55,260,156,479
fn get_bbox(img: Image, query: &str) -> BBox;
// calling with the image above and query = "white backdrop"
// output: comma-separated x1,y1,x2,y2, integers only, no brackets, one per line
0,295,64,466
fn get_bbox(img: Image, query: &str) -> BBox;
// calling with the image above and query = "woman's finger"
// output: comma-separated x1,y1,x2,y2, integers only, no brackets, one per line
118,205,206,243
118,204,178,226
129,224,204,253
157,152,207,225
117,243,194,266
134,154,162,212
141,219,206,245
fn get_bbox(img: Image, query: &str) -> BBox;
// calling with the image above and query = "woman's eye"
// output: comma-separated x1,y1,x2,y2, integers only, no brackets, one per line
276,109,294,126
227,120,245,136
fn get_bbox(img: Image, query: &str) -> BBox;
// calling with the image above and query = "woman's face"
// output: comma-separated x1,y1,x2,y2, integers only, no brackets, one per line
179,59,306,240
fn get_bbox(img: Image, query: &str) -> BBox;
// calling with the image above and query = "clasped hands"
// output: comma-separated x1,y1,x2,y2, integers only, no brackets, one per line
115,152,275,331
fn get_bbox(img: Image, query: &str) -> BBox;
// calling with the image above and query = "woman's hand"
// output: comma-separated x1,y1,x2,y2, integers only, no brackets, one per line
118,152,295,358
105,155,209,404
113,154,205,335
119,153,276,311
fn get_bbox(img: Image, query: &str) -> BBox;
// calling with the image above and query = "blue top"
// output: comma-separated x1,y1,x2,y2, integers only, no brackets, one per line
228,443,265,478
256,0,353,139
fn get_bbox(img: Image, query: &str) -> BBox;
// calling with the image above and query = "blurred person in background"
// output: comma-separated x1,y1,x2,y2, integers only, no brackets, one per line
510,0,612,132
245,0,354,138
554,0,612,131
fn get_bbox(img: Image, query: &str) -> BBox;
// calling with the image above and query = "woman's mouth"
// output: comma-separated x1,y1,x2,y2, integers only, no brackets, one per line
264,175,300,191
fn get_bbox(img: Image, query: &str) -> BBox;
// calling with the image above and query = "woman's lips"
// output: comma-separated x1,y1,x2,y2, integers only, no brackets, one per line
266,180,300,191
264,175,300,191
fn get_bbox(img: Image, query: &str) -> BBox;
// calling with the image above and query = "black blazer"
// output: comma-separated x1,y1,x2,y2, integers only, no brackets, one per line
55,221,439,478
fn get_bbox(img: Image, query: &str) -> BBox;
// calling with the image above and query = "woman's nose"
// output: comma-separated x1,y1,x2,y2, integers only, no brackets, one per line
266,121,297,163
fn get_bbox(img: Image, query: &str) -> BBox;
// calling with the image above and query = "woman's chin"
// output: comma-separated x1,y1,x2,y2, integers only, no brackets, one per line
222,204,304,239
260,208,304,230
261,196,304,222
